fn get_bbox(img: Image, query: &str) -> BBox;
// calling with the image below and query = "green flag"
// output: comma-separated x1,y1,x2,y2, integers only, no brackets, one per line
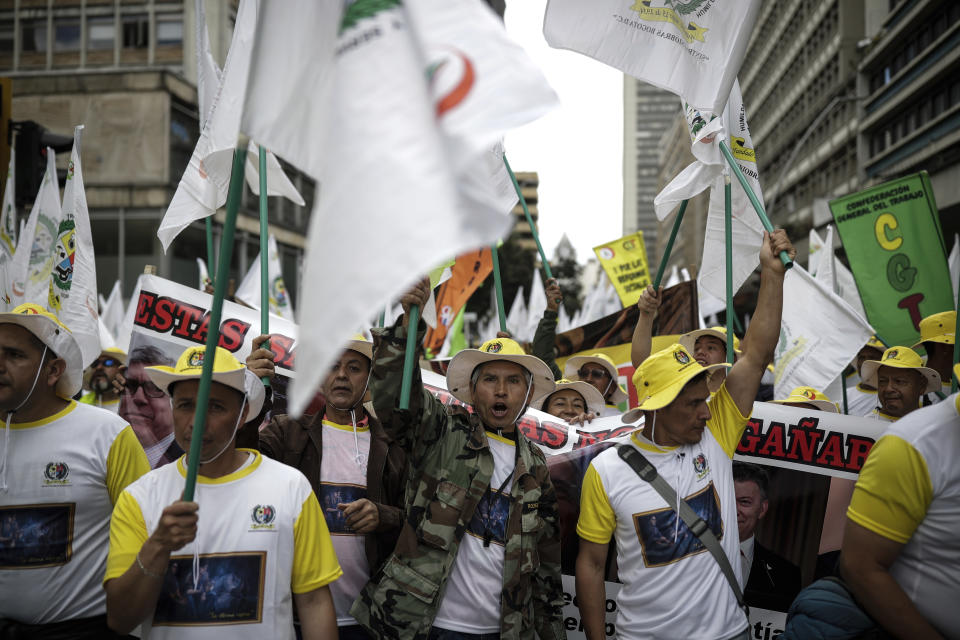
830,172,951,346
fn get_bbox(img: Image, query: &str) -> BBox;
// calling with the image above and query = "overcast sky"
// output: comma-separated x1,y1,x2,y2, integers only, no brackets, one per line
503,0,625,265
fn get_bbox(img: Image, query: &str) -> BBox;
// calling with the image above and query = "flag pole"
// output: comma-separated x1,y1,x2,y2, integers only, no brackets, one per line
183,144,246,502
503,155,556,282
653,200,688,289
718,140,793,269
491,243,507,332
205,218,216,285
724,174,735,365
377,308,386,328
398,304,420,410
841,374,849,414
953,275,960,392
258,145,271,387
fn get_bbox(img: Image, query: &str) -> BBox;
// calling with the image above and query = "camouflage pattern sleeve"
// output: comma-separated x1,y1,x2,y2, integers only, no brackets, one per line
532,310,563,381
533,457,566,640
370,319,447,458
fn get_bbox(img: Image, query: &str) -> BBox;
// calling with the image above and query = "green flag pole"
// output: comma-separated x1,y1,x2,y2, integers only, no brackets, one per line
183,145,246,503
377,308,386,328
718,140,793,269
205,217,216,285
841,373,849,414
491,243,507,332
258,146,271,387
954,276,960,393
504,155,552,280
653,200,688,289
724,174,735,365
398,304,420,410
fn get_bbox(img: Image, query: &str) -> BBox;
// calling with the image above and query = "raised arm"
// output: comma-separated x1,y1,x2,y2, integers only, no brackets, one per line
723,230,795,415
532,278,563,380
630,284,662,367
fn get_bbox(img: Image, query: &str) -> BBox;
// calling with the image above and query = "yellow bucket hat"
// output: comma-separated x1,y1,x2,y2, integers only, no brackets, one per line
447,337,555,406
860,346,941,393
679,326,742,356
771,386,838,413
0,303,83,398
622,343,729,422
145,345,264,416
563,352,628,404
101,347,128,366
864,335,886,350
912,311,955,348
532,378,606,416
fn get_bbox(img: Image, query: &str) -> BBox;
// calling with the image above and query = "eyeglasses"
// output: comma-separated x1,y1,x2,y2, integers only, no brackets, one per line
91,357,120,368
123,379,166,399
578,367,611,381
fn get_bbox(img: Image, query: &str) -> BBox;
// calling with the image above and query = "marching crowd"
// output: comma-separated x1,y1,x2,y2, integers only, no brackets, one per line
0,228,957,640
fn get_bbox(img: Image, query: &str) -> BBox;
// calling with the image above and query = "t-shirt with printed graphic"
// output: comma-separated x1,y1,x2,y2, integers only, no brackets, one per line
847,394,960,639
319,418,371,626
433,432,516,634
104,450,342,639
0,400,149,623
577,383,750,639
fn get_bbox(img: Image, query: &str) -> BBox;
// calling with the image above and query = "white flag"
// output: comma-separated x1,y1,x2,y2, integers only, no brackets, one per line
98,316,117,352
10,150,62,308
816,225,867,320
543,0,761,115
49,125,101,365
948,233,959,308
242,0,558,415
525,272,547,342
194,0,221,128
0,150,16,262
774,266,874,400
196,257,212,291
234,234,295,322
807,227,825,276
506,286,528,339
100,279,124,339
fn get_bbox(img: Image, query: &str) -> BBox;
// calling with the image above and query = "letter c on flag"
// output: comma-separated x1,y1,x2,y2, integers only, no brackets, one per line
874,213,903,251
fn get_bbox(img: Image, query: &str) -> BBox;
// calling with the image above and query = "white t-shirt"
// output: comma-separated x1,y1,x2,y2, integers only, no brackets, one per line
433,432,516,634
319,419,372,626
578,385,750,639
845,384,879,417
0,401,148,623
848,394,960,639
104,451,342,639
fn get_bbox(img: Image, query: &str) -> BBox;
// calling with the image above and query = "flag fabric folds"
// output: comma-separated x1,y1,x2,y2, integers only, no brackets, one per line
0,152,16,308
9,150,62,309
242,0,558,415
100,279,125,340
234,234,295,322
543,0,761,115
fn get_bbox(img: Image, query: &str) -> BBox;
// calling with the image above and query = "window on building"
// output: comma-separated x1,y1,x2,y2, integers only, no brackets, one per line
155,16,182,63
0,21,13,68
87,15,115,50
53,20,81,52
21,18,46,52
121,13,148,64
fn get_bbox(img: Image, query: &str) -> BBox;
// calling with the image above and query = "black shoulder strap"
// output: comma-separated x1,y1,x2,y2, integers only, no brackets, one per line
616,444,748,616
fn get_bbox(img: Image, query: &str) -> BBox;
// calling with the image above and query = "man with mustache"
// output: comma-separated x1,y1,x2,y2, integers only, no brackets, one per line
79,347,126,413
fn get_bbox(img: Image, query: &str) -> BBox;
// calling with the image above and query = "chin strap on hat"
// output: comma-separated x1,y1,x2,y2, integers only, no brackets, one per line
1,346,48,493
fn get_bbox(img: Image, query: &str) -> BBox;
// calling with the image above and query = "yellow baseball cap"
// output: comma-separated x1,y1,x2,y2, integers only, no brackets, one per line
0,303,83,398
622,343,729,421
446,337,555,406
772,386,838,413
532,378,606,416
146,345,264,416
860,346,941,393
912,311,955,348
563,352,628,404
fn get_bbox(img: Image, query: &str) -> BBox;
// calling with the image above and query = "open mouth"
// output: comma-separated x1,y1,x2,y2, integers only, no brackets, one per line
491,402,509,419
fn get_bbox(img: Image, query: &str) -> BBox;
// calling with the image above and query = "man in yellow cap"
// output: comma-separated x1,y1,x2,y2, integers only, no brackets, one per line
839,361,960,638
103,344,341,639
0,304,149,637
563,352,628,416
247,333,406,640
913,310,955,404
352,279,564,640
79,347,126,413
844,336,886,417
860,346,941,421
576,229,794,640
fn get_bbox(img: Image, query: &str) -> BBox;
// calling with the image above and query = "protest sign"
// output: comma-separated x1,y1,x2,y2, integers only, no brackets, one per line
830,172,952,346
593,231,652,307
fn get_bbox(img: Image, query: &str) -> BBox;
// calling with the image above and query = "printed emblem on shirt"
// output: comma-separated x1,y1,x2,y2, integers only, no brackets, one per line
466,487,512,547
153,552,265,626
43,461,70,486
319,483,367,535
692,453,709,480
249,504,276,532
632,482,723,567
0,503,75,568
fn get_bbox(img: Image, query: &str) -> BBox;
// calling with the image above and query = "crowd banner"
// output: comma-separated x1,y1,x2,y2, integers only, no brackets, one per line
830,172,952,346
543,0,761,115
593,231,652,307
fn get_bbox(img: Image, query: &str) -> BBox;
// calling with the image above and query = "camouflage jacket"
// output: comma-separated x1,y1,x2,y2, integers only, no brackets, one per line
350,321,566,640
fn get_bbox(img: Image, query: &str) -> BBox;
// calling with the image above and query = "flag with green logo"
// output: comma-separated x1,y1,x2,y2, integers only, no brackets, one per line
829,172,951,346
